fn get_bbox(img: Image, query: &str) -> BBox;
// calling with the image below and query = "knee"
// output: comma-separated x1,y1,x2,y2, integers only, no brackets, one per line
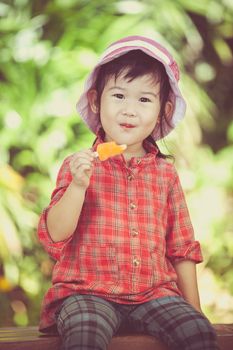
59,313,114,350
56,296,119,350
189,316,216,336
178,316,218,349
57,303,116,334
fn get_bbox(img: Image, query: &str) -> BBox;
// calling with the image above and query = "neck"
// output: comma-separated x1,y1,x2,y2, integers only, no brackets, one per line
123,146,146,161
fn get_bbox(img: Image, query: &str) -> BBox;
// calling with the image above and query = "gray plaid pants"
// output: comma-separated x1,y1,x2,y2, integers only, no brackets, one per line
56,294,219,350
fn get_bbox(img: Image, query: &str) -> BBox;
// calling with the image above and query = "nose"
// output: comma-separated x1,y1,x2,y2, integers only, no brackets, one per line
122,102,136,117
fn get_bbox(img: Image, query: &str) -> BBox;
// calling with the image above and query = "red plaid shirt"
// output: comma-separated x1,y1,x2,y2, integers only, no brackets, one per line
37,137,203,332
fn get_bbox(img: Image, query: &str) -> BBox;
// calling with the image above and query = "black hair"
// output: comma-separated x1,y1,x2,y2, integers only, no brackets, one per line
94,50,173,159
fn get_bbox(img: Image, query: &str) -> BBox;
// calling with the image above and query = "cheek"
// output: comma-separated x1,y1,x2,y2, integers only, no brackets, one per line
99,106,109,125
99,102,107,123
146,121,158,135
144,108,159,124
100,96,111,114
142,115,159,136
100,100,117,123
99,105,113,131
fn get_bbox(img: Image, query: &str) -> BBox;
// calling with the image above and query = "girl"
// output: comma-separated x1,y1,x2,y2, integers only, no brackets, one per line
38,35,219,350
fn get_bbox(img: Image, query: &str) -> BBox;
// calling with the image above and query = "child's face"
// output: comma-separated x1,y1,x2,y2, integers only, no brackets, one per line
99,71,161,152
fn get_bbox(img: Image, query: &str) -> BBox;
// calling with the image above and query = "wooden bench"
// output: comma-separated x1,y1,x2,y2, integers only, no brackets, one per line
0,324,232,350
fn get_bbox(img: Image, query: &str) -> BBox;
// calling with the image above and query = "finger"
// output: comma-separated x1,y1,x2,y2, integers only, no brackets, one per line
74,164,93,179
74,148,96,159
70,157,92,172
71,152,95,166
70,158,94,175
85,149,96,158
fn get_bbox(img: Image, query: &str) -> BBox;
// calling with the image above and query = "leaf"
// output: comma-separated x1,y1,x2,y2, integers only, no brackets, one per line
0,164,24,192
0,203,22,258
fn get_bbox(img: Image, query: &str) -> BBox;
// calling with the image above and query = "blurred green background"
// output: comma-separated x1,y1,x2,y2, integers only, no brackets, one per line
0,0,233,327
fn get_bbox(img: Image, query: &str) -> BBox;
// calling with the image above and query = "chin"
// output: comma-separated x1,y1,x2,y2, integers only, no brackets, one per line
114,138,129,145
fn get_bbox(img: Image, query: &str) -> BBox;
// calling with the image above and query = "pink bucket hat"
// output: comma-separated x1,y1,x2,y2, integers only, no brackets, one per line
76,35,186,140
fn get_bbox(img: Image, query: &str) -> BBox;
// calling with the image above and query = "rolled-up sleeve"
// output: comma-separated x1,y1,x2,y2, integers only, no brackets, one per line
165,170,203,264
37,156,73,261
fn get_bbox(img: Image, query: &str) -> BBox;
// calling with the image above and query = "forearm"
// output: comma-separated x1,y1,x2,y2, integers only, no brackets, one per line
173,260,202,313
47,181,86,242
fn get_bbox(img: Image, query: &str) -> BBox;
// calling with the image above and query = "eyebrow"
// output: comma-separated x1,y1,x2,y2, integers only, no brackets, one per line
108,86,159,97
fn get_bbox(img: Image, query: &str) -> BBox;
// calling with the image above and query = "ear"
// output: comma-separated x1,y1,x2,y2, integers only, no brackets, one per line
164,100,173,121
156,101,173,125
87,89,99,114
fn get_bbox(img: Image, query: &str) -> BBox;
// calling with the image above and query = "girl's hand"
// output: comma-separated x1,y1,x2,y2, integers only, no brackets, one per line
69,149,95,190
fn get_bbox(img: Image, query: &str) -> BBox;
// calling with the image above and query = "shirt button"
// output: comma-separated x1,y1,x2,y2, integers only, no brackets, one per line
127,174,133,181
133,258,140,267
130,202,136,210
136,159,141,165
132,229,139,237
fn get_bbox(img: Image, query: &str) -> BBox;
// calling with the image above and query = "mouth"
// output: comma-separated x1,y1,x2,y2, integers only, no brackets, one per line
120,123,136,129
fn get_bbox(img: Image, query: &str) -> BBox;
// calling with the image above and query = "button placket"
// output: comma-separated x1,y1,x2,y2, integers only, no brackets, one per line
127,174,133,181
127,168,135,182
131,229,139,237
126,167,140,293
130,202,136,210
133,257,140,267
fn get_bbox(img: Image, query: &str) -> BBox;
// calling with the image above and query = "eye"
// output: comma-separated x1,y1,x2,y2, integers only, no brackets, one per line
113,93,124,99
140,97,151,103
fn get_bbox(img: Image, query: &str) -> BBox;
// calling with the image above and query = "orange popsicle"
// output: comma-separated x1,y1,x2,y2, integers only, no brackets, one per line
95,142,127,161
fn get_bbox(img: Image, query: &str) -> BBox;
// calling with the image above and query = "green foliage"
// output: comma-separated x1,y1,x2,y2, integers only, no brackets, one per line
0,0,233,325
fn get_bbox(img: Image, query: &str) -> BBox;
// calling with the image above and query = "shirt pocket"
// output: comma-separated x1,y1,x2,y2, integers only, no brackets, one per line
78,244,119,281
